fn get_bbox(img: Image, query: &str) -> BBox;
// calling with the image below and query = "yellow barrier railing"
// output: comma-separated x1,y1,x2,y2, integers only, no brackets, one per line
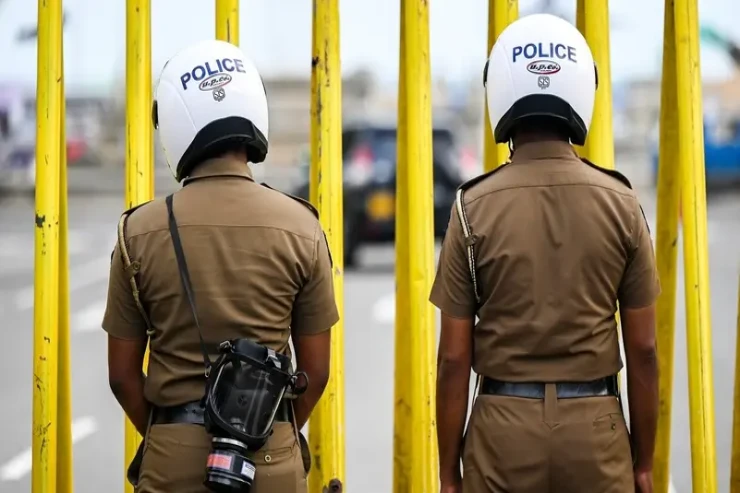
653,2,680,491
31,1,721,492
32,0,73,491
308,0,346,491
483,0,518,172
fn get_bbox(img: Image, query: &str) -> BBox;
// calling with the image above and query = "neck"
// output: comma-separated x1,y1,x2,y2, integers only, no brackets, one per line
512,131,569,149
221,150,250,164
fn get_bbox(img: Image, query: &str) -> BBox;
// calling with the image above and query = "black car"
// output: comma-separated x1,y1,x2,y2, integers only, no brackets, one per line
290,122,479,268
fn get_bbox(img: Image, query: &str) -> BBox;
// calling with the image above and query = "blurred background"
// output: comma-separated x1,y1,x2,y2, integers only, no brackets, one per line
1,0,740,492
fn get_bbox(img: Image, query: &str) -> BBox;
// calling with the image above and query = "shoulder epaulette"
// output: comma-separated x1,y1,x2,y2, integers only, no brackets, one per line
120,200,154,220
580,158,633,189
458,161,512,193
453,163,511,307
116,199,155,337
260,182,319,219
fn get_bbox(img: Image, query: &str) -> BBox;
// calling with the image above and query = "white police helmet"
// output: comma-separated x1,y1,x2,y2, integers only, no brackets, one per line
153,39,269,182
484,13,597,145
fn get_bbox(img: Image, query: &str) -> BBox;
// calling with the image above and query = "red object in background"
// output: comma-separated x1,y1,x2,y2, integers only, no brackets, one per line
65,139,87,163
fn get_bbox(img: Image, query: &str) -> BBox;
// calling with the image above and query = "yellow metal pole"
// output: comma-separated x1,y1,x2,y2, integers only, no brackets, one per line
32,0,63,490
575,0,614,169
483,0,517,172
308,1,345,491
398,0,438,490
124,1,153,492
732,275,740,492
56,41,74,493
393,2,412,491
215,0,239,45
653,3,681,491
673,0,718,491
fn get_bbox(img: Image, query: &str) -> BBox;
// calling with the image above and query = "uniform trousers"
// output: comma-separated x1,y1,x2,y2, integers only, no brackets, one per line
136,422,307,493
462,384,634,492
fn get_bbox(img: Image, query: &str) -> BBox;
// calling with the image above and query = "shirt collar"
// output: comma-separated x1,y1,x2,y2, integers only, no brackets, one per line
182,158,254,185
510,140,579,162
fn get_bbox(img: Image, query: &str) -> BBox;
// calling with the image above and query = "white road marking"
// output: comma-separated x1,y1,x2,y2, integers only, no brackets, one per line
372,292,395,325
0,416,98,482
0,230,94,258
73,301,107,333
14,255,111,310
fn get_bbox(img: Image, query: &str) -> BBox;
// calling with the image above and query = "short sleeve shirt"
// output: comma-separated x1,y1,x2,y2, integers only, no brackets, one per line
430,141,660,382
102,158,339,406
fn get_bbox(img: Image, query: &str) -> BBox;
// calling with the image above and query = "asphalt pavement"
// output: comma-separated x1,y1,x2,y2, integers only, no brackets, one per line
0,179,739,493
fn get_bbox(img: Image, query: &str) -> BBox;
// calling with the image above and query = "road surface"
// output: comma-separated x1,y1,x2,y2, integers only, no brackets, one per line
0,184,739,492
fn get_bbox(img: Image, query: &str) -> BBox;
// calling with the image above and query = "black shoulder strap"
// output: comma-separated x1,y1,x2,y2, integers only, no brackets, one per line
116,200,154,336
260,182,320,219
453,163,511,304
165,194,213,374
580,158,633,189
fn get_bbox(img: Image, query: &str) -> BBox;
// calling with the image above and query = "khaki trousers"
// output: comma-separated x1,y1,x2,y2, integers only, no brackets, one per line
462,386,634,493
136,422,307,493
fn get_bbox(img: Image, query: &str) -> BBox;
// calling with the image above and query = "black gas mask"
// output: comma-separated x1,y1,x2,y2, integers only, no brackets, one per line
202,339,306,492
164,194,307,493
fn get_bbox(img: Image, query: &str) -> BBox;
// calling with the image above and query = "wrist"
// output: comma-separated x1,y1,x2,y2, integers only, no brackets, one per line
634,460,653,473
440,468,462,484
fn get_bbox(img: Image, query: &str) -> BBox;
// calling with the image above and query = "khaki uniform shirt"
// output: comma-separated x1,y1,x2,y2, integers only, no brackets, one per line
103,158,339,407
430,141,660,382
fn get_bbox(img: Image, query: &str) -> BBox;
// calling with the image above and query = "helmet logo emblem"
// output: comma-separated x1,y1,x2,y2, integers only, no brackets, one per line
537,76,551,90
527,60,561,75
198,73,231,102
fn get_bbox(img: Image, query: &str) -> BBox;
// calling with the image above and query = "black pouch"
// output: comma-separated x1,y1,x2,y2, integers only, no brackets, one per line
126,441,145,486
299,431,311,474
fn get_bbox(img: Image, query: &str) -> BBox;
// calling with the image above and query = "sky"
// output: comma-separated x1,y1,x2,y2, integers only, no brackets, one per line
0,0,738,92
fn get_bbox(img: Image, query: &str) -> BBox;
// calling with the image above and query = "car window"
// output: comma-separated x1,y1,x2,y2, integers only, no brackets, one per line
363,128,456,162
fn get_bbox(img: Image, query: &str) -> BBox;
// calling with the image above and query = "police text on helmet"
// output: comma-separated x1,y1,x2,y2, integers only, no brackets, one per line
511,43,577,63
179,58,246,91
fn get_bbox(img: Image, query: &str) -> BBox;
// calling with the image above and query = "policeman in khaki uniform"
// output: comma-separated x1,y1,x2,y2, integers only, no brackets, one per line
432,15,660,493
103,40,338,493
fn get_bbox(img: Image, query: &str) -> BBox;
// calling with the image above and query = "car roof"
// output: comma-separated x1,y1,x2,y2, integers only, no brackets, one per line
342,116,455,135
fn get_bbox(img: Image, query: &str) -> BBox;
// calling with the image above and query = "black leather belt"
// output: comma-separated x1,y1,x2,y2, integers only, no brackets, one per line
479,375,618,399
153,399,293,426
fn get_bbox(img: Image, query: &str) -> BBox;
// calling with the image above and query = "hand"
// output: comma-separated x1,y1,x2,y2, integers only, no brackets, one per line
634,467,653,493
440,480,462,493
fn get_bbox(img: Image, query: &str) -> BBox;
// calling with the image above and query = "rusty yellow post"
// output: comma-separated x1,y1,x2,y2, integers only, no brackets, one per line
308,0,345,491
483,0,518,172
393,3,411,491
575,0,614,169
483,0,519,171
394,0,438,491
56,41,74,493
32,0,64,490
216,0,239,45
653,3,681,492
124,1,153,492
673,0,718,490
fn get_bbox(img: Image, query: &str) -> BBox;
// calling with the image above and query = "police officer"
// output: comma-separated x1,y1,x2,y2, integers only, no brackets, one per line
103,40,338,493
432,14,660,493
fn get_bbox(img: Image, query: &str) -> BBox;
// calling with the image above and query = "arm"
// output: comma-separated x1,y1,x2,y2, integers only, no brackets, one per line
430,205,478,485
108,335,150,436
293,331,331,430
621,305,658,472
291,225,339,430
103,240,151,436
436,313,474,485
618,199,661,472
